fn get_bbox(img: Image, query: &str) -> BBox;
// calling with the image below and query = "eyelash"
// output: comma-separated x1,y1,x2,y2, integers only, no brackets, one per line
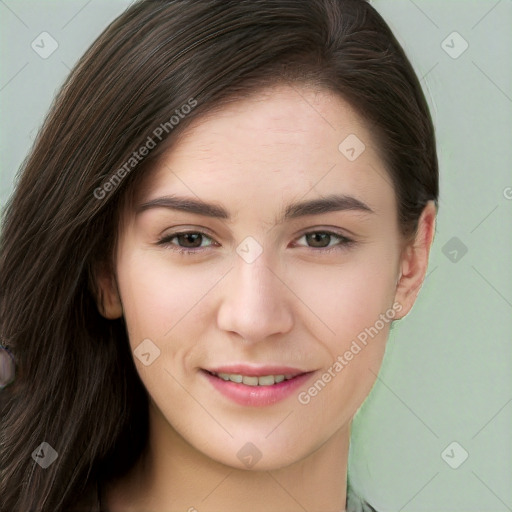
156,230,355,256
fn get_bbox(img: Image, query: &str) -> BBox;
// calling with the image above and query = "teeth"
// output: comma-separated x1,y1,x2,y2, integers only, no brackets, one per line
242,376,259,386
257,375,275,386
218,372,243,383
213,372,296,386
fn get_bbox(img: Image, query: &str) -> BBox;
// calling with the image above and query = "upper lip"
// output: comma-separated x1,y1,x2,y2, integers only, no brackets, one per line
204,364,309,377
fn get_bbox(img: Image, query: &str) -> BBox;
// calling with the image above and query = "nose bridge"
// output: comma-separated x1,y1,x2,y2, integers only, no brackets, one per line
217,245,293,342
235,253,277,308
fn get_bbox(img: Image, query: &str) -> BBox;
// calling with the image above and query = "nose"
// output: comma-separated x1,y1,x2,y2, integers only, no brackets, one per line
216,250,294,344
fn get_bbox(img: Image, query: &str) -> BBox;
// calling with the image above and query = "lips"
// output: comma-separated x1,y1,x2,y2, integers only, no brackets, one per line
202,365,314,406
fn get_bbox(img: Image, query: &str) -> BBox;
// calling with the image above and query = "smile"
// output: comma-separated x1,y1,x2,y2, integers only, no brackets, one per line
208,371,300,386
202,367,314,406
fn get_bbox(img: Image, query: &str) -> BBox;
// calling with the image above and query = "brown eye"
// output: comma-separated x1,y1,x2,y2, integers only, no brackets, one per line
157,231,215,254
296,231,354,252
174,233,204,248
305,232,332,248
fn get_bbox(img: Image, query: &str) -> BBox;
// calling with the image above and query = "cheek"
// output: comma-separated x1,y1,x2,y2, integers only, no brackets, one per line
296,259,395,425
115,250,224,404
288,244,398,416
116,249,217,347
290,246,398,348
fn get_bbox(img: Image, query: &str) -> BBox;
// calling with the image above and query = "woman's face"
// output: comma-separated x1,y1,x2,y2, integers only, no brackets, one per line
104,84,423,470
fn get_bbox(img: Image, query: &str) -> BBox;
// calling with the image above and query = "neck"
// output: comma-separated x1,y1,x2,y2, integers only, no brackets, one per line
103,402,351,512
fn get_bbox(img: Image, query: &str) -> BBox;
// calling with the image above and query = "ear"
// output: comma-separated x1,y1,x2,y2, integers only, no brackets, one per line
91,260,123,320
393,201,437,320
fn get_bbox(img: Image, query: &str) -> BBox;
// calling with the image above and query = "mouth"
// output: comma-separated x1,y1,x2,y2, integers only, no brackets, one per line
205,370,301,386
201,365,315,406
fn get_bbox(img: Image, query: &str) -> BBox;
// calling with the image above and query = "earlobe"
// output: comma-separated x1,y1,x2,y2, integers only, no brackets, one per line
92,262,123,320
393,201,437,320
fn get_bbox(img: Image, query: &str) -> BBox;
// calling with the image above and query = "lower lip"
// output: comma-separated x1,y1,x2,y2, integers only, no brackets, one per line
202,370,314,407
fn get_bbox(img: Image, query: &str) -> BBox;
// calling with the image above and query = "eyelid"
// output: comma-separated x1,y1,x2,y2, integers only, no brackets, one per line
293,225,354,241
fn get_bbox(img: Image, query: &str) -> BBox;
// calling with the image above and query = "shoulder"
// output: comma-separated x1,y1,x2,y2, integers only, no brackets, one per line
346,484,378,512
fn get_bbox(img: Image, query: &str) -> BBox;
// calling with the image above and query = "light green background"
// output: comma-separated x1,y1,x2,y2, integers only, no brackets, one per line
1,1,511,510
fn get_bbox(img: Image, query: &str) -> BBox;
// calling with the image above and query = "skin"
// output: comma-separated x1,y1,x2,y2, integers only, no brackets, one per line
95,83,436,512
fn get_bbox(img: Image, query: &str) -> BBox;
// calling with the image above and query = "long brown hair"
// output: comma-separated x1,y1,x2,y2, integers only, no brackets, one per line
0,0,438,510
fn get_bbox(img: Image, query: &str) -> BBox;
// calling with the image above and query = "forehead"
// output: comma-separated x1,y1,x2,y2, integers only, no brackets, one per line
132,84,395,219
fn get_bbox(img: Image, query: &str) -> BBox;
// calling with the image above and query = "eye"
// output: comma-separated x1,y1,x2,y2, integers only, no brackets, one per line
294,231,355,253
157,231,216,255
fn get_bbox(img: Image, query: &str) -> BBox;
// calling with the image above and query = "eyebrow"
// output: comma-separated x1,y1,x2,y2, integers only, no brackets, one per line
136,193,375,222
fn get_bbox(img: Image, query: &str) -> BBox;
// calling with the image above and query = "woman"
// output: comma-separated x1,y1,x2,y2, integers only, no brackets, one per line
0,0,438,510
